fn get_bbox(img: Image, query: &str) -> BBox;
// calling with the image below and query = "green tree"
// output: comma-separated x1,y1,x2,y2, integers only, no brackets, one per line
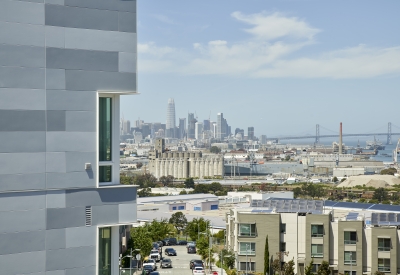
283,258,295,275
179,190,188,195
193,184,210,194
159,175,174,186
185,218,209,241
218,249,235,269
209,182,223,193
317,261,330,275
196,234,213,268
184,178,195,189
210,146,221,154
293,187,302,198
304,260,314,275
380,168,397,175
332,176,338,183
133,173,157,188
136,162,143,169
145,219,171,241
120,175,134,185
130,226,152,260
271,252,289,275
169,212,188,233
264,235,270,275
138,187,152,197
373,187,388,202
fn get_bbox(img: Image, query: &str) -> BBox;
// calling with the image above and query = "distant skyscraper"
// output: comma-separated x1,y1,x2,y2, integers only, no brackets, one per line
195,122,203,140
203,119,210,131
166,98,176,138
248,127,255,140
179,118,186,139
123,120,131,135
217,113,224,140
260,135,267,144
188,113,196,139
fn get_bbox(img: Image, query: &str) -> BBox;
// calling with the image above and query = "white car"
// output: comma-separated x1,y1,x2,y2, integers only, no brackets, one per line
149,249,160,262
193,266,205,275
142,259,157,271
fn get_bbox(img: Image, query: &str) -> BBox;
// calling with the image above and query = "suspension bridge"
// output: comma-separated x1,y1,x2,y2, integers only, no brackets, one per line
267,122,400,145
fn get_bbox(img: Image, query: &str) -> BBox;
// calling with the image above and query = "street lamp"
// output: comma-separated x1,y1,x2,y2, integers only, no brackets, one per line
130,248,140,275
246,244,249,274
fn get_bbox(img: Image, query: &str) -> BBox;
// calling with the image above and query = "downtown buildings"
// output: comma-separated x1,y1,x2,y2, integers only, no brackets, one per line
0,1,137,275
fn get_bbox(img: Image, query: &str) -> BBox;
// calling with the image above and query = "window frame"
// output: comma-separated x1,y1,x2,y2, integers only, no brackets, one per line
344,231,357,245
281,223,286,233
239,223,257,237
378,258,390,272
98,93,120,186
311,224,324,238
344,251,356,265
311,244,323,258
238,242,256,256
378,238,391,252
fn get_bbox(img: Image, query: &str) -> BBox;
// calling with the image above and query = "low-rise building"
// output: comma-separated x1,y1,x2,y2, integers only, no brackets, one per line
226,199,400,275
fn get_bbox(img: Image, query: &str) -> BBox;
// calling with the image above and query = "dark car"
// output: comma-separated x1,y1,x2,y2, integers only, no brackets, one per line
164,248,177,256
149,272,160,275
190,259,204,269
162,237,177,246
177,240,187,245
156,241,164,247
160,258,172,268
143,265,154,275
187,245,196,254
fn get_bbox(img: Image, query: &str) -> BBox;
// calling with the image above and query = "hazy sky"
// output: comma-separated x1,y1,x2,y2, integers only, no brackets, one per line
121,0,400,137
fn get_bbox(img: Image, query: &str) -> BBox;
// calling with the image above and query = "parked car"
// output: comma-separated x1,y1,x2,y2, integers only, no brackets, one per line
143,259,157,271
156,241,164,247
164,248,177,256
162,237,177,246
190,259,204,269
177,240,187,245
160,258,172,268
143,265,154,275
150,249,160,262
187,245,196,254
149,272,160,275
186,241,196,248
193,266,205,275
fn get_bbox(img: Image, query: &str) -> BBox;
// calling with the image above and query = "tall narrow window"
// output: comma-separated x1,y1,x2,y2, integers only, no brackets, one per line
99,97,112,183
99,97,112,161
98,227,111,275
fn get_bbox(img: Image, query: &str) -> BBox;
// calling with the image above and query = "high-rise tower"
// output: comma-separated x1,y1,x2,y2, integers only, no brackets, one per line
166,98,176,138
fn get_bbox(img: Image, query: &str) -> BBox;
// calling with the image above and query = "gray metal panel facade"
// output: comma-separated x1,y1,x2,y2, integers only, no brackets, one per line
0,0,137,274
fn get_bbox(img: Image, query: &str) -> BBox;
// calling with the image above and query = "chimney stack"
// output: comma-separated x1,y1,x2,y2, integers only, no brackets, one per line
339,122,343,154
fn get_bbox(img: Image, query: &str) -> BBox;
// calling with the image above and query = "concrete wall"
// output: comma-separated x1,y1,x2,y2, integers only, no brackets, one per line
0,1,137,274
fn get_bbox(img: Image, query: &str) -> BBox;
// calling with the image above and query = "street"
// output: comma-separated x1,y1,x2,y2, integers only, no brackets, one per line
157,244,202,275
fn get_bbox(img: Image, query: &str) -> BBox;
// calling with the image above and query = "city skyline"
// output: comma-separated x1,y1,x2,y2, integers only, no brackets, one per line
121,0,400,136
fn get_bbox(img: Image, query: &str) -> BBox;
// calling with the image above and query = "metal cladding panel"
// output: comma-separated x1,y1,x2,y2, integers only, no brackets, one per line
46,47,119,72
0,88,45,110
46,69,66,90
0,21,45,47
0,209,46,234
0,132,46,153
46,207,86,229
46,228,66,250
0,173,46,192
45,4,119,31
65,186,137,207
0,0,44,25
46,110,66,131
46,172,95,189
65,265,96,275
46,90,96,111
0,44,45,68
0,191,46,212
65,111,96,132
0,110,46,131
0,66,45,89
0,153,46,175
0,251,46,275
0,230,46,255
45,246,95,271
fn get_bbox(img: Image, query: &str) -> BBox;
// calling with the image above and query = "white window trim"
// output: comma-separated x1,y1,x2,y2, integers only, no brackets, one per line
97,93,120,186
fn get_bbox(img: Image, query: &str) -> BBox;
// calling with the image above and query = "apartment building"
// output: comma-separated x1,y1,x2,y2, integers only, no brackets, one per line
226,199,400,275
0,1,137,274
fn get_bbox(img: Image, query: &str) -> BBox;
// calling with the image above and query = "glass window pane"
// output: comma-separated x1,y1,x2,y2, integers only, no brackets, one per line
99,97,112,162
99,227,111,275
99,166,112,182
240,224,250,236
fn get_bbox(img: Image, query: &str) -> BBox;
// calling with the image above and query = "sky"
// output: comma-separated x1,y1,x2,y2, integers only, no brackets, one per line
121,0,400,137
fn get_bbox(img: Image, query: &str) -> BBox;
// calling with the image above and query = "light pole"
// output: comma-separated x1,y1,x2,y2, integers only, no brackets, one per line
350,253,352,275
246,244,249,275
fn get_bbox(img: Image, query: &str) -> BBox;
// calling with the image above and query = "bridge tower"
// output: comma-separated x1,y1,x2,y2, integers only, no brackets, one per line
387,122,392,145
315,124,320,144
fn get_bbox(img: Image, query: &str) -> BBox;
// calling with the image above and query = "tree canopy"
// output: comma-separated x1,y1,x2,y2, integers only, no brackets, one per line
373,187,389,202
185,217,210,241
169,212,188,233
210,146,221,154
184,178,195,189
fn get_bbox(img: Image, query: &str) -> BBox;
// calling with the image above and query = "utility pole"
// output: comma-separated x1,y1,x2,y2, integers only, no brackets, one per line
387,122,392,145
